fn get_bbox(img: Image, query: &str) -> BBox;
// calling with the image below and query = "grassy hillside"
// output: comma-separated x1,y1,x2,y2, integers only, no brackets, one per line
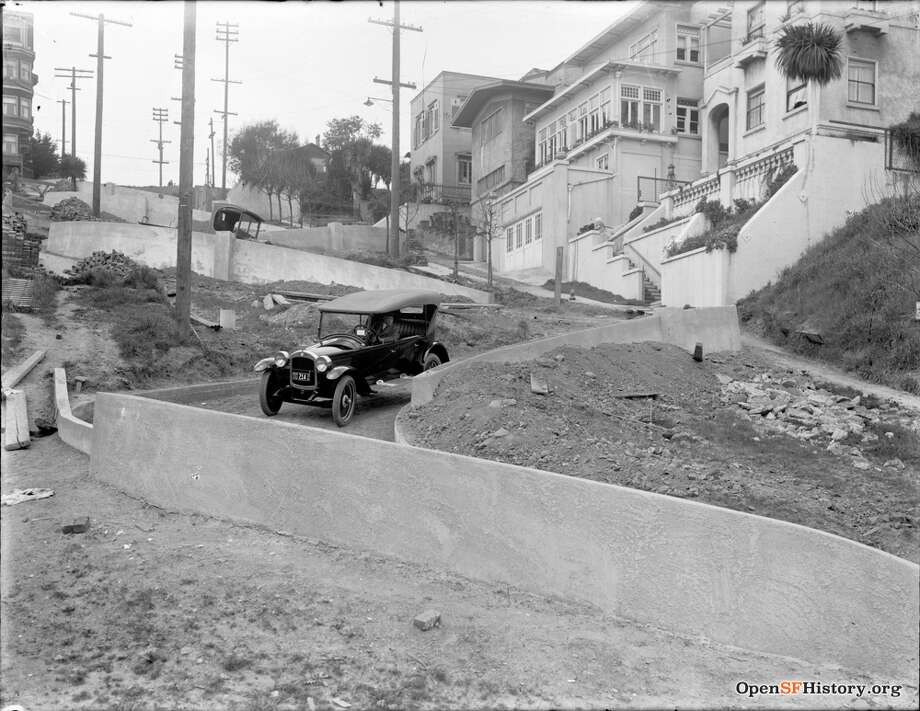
738,193,920,394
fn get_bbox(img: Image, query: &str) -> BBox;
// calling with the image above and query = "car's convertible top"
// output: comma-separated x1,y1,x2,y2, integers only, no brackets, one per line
318,289,442,315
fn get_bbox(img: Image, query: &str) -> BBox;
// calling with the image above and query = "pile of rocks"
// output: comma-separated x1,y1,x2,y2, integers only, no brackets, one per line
719,372,909,470
64,250,141,284
50,197,99,222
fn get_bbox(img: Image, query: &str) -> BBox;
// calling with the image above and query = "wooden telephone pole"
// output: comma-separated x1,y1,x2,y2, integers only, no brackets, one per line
370,2,422,258
176,1,197,340
151,107,171,187
57,99,68,157
70,12,132,216
213,21,240,194
53,66,93,163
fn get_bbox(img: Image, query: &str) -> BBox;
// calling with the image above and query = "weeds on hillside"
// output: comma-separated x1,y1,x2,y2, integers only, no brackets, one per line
542,279,645,305
1,312,25,363
738,194,920,393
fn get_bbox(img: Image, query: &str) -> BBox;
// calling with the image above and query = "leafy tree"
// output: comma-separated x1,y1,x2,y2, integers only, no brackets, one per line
60,155,86,191
321,116,388,213
28,131,60,179
228,120,298,221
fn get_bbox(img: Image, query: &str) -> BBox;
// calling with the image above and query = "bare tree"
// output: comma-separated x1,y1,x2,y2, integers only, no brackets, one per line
475,192,500,288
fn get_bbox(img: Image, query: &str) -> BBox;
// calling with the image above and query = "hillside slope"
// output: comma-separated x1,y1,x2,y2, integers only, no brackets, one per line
739,193,920,393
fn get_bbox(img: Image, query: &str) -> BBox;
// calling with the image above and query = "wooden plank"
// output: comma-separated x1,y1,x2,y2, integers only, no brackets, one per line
3,389,31,451
440,302,502,309
612,392,659,400
1,350,46,390
274,290,334,302
190,313,220,330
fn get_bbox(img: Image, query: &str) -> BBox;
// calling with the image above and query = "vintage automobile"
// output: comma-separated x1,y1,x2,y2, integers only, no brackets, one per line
254,289,450,426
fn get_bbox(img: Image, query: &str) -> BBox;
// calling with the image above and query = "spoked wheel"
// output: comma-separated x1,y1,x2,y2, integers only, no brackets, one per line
259,370,284,416
332,374,357,427
423,353,442,371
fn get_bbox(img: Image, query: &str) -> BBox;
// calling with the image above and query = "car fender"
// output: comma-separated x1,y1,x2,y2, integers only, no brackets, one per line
423,342,450,364
253,357,277,373
326,365,353,381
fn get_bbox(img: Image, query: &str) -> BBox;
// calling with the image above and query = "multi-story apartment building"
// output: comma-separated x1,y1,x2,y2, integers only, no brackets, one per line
456,1,709,273
409,71,505,205
2,10,38,179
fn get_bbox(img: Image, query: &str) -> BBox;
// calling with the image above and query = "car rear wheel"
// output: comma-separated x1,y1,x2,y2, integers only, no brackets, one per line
260,370,283,416
332,374,357,427
423,353,442,371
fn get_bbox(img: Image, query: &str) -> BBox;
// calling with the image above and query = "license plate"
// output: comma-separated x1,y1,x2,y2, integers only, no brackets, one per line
292,370,313,384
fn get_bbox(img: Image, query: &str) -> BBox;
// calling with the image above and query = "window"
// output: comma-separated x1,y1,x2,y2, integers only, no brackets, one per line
505,226,514,252
424,157,437,185
3,96,18,117
676,26,700,63
19,98,30,120
621,85,640,127
451,95,467,119
786,76,807,112
848,58,876,105
676,98,699,134
478,164,505,193
3,26,22,44
515,222,523,248
3,61,17,79
480,108,504,145
747,2,765,41
595,153,609,170
642,88,662,132
534,213,542,240
525,217,533,244
629,30,658,64
537,127,548,165
746,85,765,130
457,154,472,184
3,134,18,155
19,62,31,81
427,100,440,135
599,88,611,127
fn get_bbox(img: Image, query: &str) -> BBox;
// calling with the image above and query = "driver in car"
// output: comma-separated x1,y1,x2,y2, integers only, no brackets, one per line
366,314,396,344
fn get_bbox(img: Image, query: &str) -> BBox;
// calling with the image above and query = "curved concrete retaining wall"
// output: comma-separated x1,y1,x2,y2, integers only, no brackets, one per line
53,368,93,455
411,306,742,405
90,391,919,679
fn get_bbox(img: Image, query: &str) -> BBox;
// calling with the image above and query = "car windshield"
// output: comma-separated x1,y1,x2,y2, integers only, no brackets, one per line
317,312,371,340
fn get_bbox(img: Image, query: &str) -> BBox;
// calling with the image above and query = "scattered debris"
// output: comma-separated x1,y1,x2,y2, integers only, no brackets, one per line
613,392,659,400
413,609,441,631
530,373,549,395
331,698,352,709
49,196,99,222
62,517,90,535
1,488,54,506
262,294,275,310
63,250,141,284
693,342,703,362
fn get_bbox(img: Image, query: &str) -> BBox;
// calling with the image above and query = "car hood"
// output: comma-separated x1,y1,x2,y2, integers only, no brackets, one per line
292,344,348,358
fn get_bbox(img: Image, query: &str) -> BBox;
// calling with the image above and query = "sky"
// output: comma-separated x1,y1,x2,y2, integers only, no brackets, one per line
17,0,635,188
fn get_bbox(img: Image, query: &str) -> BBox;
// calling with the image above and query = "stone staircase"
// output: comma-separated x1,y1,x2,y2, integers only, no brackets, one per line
642,272,660,305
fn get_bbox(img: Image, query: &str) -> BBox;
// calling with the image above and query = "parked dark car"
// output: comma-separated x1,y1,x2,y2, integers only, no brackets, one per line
254,289,450,426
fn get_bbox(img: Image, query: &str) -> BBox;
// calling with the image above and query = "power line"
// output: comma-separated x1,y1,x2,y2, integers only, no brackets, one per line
53,66,93,162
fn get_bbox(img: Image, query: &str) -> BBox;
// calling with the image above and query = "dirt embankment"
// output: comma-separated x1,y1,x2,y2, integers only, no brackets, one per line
402,342,919,563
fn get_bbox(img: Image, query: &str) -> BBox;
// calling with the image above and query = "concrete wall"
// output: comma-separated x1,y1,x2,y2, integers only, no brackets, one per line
660,246,731,308
226,182,299,225
410,306,742,406
729,135,900,302
45,182,210,226
43,221,491,302
45,222,218,276
53,368,93,455
230,239,490,302
568,230,644,301
90,390,919,680
262,223,387,254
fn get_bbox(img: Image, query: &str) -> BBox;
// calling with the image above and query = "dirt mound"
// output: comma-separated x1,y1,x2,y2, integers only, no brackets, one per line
403,342,919,562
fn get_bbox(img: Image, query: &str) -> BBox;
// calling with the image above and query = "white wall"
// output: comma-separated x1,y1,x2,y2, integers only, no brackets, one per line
660,246,731,308
568,230,644,300
45,182,210,226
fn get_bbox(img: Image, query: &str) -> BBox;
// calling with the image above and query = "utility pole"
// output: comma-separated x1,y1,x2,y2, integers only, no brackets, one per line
151,107,171,187
176,1,197,341
212,21,240,194
208,117,216,187
370,2,422,258
53,66,93,162
57,99,68,157
71,12,132,216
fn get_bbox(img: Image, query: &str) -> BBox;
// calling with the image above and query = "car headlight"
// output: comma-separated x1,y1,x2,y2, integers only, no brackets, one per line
315,355,331,373
273,350,289,368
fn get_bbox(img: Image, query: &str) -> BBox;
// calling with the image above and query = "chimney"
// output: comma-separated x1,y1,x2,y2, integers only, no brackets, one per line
315,134,320,146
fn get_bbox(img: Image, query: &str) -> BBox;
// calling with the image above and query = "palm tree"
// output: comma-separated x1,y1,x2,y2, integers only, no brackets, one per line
774,22,843,175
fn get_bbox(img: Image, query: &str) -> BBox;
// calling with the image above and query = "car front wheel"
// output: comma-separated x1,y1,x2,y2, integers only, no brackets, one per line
260,370,284,416
332,374,357,427
423,352,442,371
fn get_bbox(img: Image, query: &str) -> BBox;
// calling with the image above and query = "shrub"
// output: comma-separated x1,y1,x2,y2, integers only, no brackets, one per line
123,266,161,291
695,199,729,227
628,205,643,221
890,112,920,170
